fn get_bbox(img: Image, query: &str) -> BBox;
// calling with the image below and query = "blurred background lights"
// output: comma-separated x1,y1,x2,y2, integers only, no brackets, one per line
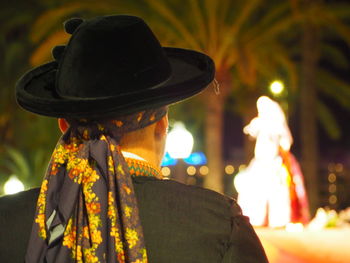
328,162,335,172
162,152,206,167
161,152,178,166
183,152,207,165
4,175,24,195
186,166,196,176
225,165,235,175
238,164,246,172
199,166,209,176
335,163,343,172
269,80,284,95
161,167,171,178
329,195,337,204
328,173,336,183
329,184,337,193
166,122,194,159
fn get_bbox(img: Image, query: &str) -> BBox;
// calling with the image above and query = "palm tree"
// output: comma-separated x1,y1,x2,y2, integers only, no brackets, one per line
293,0,350,213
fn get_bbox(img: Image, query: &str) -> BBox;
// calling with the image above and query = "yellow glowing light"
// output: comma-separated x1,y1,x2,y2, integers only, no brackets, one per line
199,166,209,176
225,165,235,175
238,164,246,172
329,184,337,193
335,163,343,173
328,173,336,183
285,222,304,232
4,176,24,195
187,166,196,176
269,80,284,95
161,167,171,177
328,163,335,172
329,195,337,204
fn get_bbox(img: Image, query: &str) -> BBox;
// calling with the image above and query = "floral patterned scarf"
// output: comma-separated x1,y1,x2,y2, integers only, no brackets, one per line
25,108,167,263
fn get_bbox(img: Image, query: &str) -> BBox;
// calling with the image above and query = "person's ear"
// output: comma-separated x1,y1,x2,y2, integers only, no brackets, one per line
155,114,168,139
58,118,69,133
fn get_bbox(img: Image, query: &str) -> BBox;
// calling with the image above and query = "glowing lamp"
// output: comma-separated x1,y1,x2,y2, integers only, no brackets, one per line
269,80,284,95
161,167,171,178
166,122,194,159
4,175,24,195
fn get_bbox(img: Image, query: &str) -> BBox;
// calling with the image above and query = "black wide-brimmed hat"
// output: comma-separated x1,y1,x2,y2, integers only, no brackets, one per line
16,15,215,119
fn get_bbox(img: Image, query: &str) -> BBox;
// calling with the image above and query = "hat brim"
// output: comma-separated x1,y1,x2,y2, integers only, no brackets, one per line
16,47,215,119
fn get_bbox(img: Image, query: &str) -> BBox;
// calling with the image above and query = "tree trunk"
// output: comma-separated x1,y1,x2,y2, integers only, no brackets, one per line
203,86,224,193
202,71,230,194
300,11,320,216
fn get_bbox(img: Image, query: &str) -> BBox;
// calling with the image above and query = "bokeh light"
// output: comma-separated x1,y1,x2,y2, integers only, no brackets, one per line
4,176,24,195
269,80,284,95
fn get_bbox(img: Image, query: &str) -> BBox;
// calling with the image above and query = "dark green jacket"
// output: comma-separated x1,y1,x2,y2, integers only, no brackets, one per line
0,177,268,263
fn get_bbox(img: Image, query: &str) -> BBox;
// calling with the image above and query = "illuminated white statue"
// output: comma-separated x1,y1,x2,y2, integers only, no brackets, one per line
235,96,309,227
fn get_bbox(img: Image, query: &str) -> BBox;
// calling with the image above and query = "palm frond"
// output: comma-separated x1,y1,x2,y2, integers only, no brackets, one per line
30,3,86,43
235,46,258,87
226,0,262,36
320,2,350,20
253,53,276,82
30,1,121,43
204,0,218,53
216,0,262,66
145,0,201,50
320,42,349,70
314,7,350,46
225,49,238,68
216,0,233,32
243,2,290,43
317,100,341,140
189,0,208,50
317,69,350,111
4,147,31,179
32,149,49,182
249,15,299,46
270,44,298,92
326,18,350,46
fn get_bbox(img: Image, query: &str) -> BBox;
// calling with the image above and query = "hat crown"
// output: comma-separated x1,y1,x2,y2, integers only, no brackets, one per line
56,15,172,99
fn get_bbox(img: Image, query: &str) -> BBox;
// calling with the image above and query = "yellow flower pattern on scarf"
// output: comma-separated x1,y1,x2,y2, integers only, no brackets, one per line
27,108,166,263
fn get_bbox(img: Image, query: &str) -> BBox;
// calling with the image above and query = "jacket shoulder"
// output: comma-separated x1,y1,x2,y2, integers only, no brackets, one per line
0,188,39,211
0,188,40,263
133,177,246,262
133,177,242,218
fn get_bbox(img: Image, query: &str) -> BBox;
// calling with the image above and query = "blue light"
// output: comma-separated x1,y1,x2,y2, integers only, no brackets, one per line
161,152,207,166
183,152,207,165
161,152,178,166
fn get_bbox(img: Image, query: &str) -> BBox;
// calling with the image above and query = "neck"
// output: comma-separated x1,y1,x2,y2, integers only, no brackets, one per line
120,146,162,169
